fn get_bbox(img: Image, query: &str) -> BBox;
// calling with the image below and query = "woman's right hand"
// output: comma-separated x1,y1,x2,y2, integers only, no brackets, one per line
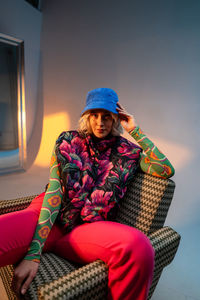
116,102,137,133
12,259,39,296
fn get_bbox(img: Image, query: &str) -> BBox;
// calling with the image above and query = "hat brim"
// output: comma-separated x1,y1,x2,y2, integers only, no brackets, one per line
81,104,118,116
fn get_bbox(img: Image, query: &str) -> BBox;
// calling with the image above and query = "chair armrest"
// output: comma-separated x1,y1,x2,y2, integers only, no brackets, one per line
0,195,38,215
37,259,108,300
148,226,181,271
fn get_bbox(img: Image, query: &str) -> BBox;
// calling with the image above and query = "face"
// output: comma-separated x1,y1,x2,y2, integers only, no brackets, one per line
89,110,114,139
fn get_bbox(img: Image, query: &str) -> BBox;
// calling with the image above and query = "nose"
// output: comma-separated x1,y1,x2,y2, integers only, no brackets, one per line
97,115,104,126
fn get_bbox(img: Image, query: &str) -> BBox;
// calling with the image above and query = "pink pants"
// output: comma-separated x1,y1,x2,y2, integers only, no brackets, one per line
0,193,154,300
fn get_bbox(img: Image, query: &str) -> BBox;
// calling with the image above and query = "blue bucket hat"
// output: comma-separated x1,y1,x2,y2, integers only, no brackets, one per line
81,88,119,115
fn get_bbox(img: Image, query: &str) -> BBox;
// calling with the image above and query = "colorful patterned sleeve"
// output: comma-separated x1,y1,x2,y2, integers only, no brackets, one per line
130,126,175,178
24,147,63,262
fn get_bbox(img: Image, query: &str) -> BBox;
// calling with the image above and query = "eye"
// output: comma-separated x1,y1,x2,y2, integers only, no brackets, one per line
90,113,98,118
103,114,112,120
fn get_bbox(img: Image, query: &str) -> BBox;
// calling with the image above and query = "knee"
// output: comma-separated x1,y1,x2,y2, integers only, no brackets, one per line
123,229,155,275
134,232,154,275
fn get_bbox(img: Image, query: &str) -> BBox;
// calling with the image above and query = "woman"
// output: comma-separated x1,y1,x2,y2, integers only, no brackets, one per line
0,88,174,300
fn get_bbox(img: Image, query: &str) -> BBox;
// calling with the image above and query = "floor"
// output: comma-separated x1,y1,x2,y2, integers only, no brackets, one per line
0,278,198,300
152,281,199,300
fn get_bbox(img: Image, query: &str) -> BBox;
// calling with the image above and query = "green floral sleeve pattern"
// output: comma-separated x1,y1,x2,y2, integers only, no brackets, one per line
24,148,63,262
130,126,175,178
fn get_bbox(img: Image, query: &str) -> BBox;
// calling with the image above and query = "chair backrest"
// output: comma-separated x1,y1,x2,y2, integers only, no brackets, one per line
115,171,175,235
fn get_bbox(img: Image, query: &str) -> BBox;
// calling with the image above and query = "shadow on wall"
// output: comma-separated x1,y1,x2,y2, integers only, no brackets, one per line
124,130,196,228
124,131,193,173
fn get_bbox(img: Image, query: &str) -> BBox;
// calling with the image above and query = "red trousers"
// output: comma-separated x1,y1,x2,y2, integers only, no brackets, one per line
0,193,154,300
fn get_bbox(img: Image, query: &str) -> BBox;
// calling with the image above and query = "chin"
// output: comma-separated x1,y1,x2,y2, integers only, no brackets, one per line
94,132,109,139
96,134,107,139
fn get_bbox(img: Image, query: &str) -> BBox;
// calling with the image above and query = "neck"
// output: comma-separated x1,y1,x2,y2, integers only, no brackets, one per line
91,133,113,142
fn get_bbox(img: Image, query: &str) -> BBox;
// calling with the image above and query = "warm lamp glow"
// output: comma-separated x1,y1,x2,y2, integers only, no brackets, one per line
34,112,70,167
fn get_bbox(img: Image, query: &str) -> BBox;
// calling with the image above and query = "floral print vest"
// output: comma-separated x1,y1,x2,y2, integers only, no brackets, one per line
55,131,142,232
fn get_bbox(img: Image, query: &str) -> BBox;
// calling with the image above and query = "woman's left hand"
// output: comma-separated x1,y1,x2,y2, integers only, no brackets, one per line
12,259,39,296
116,102,137,133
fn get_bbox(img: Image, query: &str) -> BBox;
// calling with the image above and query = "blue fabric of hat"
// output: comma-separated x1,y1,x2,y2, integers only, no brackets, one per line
81,88,118,115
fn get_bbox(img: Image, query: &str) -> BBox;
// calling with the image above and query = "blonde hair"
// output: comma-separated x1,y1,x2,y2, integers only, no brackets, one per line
78,111,123,136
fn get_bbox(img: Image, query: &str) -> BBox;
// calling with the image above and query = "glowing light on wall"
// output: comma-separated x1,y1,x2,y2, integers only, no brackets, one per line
34,112,70,167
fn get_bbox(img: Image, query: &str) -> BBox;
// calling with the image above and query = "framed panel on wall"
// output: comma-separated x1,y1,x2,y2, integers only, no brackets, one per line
0,33,27,175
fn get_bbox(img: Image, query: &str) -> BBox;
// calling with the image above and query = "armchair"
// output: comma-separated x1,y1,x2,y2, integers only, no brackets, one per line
0,171,180,299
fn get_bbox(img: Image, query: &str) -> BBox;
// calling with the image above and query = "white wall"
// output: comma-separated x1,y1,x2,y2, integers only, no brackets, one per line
40,1,200,299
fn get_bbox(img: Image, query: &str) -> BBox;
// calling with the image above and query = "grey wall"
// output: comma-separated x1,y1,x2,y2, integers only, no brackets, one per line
41,0,200,225
41,1,200,299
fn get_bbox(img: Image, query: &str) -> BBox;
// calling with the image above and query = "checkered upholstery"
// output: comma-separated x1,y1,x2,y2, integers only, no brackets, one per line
0,171,180,299
116,172,175,235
